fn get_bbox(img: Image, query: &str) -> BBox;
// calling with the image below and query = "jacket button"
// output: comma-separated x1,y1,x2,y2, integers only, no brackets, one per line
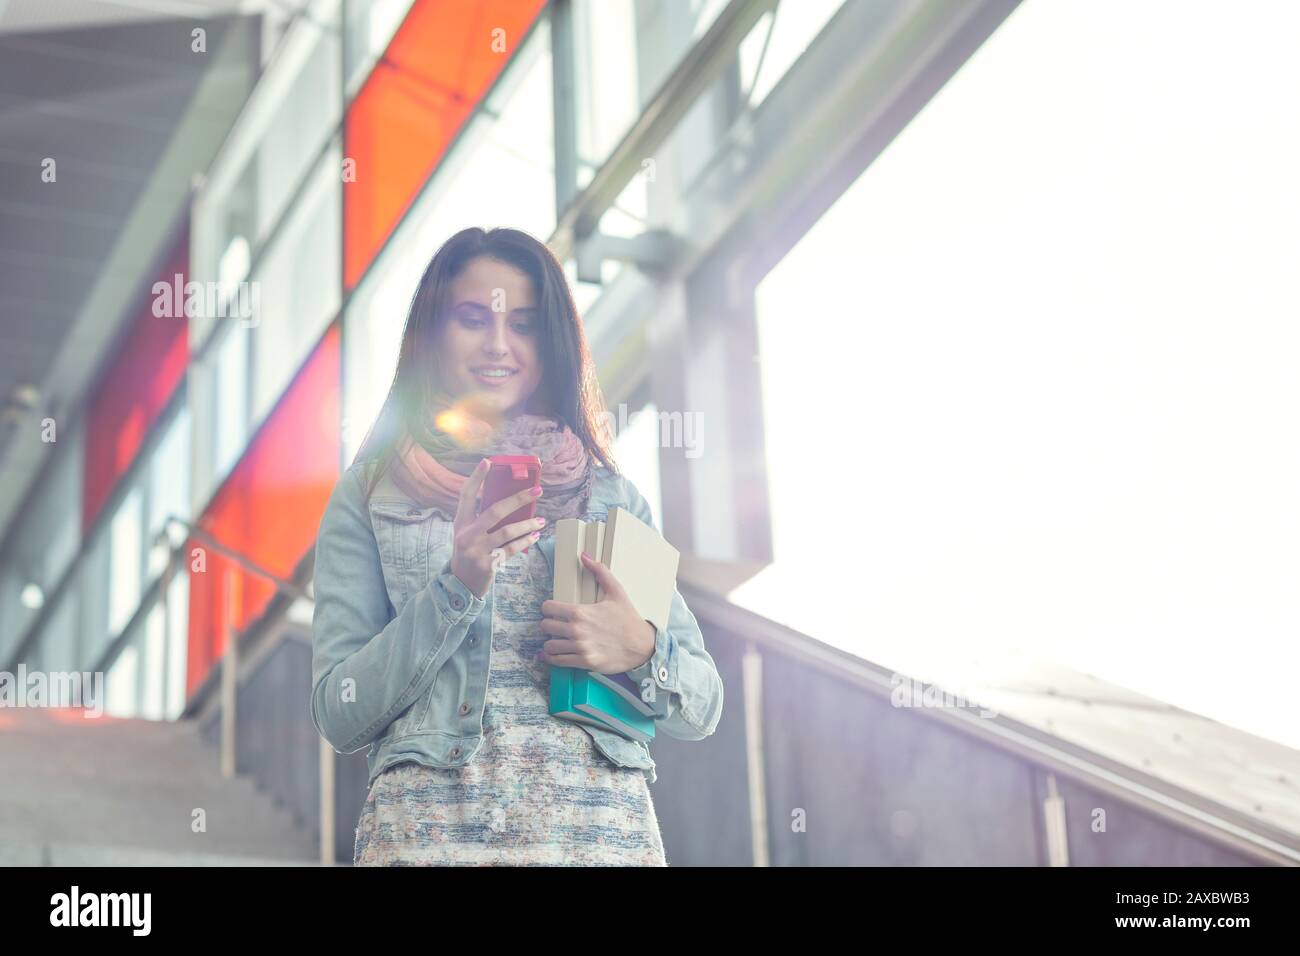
450,594,464,611
459,702,471,715
450,746,462,758
657,665,669,683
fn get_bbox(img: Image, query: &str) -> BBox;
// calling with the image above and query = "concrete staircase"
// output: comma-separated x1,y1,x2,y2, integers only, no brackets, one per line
0,707,321,866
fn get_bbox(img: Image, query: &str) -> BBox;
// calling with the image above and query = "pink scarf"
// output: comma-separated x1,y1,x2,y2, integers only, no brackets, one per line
389,407,595,522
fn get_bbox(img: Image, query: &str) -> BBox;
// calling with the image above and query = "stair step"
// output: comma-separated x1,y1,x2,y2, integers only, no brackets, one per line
46,843,329,866
0,709,321,865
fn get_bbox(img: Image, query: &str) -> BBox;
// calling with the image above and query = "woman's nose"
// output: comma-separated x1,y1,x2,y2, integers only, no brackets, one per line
483,319,509,355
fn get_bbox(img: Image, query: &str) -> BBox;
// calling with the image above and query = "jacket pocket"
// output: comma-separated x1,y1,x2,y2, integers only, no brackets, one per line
584,723,655,773
367,497,452,610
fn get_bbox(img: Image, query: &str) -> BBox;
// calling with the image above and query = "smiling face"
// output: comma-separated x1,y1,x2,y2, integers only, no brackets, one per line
435,255,545,417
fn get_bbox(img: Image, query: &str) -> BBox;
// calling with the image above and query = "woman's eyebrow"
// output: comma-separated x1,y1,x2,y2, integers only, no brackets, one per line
452,300,537,315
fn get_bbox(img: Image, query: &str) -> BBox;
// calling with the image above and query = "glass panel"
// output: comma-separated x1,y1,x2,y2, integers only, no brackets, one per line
0,573,29,662
147,405,192,579
597,173,649,240
105,643,140,718
249,139,342,427
165,571,190,719
75,535,187,719
188,325,341,696
572,0,727,181
33,588,79,675
107,487,143,638
560,257,603,321
192,0,342,347
573,0,638,186
190,320,252,511
0,426,83,658
78,523,111,667
345,0,416,98
82,234,188,530
343,18,555,463
141,603,167,721
731,0,1300,748
343,0,549,288
612,400,664,533
736,0,848,110
17,409,195,707
213,322,250,486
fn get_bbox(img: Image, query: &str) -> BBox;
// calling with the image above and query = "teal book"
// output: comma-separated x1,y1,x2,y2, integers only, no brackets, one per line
570,671,655,743
549,666,655,743
549,666,610,731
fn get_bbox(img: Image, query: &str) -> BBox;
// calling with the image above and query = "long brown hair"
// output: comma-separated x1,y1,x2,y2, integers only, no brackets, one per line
352,226,618,500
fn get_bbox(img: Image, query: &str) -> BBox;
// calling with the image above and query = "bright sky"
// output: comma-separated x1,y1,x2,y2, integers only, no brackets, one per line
730,0,1300,749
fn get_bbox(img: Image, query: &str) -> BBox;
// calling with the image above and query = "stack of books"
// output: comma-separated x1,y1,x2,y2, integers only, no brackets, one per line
548,506,680,742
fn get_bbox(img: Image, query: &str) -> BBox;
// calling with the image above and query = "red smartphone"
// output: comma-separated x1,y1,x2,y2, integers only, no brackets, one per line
477,455,542,553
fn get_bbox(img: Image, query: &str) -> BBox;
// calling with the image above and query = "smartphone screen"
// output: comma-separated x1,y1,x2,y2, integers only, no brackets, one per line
477,455,542,551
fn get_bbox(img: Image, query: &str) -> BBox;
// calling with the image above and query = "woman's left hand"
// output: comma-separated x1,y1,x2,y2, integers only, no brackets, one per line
539,552,656,674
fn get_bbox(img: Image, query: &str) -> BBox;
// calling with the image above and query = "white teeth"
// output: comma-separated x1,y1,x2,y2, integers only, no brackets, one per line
477,369,514,377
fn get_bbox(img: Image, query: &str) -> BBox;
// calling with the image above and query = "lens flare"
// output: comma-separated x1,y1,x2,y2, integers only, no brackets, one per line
434,397,499,448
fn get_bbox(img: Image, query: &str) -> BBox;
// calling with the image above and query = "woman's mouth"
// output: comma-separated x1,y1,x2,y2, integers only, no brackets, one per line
471,366,519,387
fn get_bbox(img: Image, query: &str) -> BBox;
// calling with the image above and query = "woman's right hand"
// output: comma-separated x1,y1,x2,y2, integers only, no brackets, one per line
450,458,545,599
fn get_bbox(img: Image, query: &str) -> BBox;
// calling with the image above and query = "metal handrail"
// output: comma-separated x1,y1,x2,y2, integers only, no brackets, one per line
678,581,1300,867
80,515,313,679
159,516,313,604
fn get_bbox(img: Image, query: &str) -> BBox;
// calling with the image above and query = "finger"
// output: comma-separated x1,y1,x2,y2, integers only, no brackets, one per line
540,600,581,621
496,527,541,559
456,458,492,527
539,618,577,638
472,526,536,571
489,515,546,548
543,653,589,668
479,483,542,531
540,639,581,658
580,551,626,601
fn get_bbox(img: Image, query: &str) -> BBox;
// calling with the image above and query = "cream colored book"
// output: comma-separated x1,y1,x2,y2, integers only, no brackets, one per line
552,518,586,604
581,520,605,604
595,506,680,633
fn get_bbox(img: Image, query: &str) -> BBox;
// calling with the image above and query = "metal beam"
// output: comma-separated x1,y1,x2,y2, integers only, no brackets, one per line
550,0,578,217
547,0,777,262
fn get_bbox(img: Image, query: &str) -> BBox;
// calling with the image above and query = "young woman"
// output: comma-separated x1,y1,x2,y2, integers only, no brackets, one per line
310,226,724,866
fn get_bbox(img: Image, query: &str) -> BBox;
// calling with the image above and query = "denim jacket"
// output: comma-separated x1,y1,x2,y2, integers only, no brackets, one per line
310,459,724,789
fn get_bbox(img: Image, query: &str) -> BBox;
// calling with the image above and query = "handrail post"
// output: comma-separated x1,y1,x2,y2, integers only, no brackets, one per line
319,737,335,865
1043,772,1070,866
742,641,770,866
220,564,238,779
158,559,173,721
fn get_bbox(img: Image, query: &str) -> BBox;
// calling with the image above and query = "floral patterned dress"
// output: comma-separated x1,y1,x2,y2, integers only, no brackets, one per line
352,541,667,866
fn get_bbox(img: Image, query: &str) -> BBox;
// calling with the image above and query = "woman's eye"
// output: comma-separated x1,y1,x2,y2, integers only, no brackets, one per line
512,322,536,334
457,315,485,329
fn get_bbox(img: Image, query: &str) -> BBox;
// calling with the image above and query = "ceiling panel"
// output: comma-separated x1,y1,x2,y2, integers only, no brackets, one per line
0,5,260,547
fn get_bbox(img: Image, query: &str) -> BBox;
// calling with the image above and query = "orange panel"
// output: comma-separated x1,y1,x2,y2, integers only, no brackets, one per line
343,0,548,289
185,324,341,696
